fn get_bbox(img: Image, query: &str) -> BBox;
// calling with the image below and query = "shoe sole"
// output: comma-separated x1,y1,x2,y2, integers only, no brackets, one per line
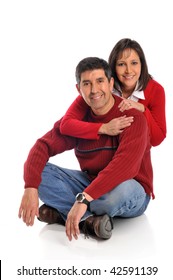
95,214,113,239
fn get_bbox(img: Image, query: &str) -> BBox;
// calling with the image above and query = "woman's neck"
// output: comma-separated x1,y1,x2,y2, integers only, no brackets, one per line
121,86,135,99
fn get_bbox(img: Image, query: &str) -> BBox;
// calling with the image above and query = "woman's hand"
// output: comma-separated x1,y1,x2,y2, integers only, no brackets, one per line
118,98,145,112
99,115,134,136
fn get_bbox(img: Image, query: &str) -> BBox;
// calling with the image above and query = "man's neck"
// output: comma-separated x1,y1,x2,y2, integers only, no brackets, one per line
92,95,115,116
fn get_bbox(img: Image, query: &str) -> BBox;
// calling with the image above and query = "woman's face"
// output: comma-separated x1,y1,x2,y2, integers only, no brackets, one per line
115,48,141,91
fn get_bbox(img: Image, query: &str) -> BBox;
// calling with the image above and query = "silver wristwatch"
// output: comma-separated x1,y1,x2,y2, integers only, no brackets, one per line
76,193,90,206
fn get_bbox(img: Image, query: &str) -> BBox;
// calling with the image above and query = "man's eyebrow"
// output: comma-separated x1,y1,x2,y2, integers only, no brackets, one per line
97,77,105,80
81,76,105,84
83,76,105,81
82,79,90,83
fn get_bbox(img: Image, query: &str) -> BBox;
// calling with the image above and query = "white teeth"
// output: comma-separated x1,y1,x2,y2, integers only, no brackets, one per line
92,94,103,100
124,76,133,79
93,96,101,99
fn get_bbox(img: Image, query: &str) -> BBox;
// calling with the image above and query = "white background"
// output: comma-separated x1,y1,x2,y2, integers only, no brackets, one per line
0,0,172,279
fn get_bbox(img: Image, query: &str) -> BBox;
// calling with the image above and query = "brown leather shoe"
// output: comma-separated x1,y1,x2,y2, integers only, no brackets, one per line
82,214,113,239
38,204,65,225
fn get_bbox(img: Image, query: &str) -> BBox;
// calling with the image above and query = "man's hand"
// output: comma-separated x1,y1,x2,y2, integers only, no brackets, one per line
99,115,134,136
66,202,87,241
18,188,39,226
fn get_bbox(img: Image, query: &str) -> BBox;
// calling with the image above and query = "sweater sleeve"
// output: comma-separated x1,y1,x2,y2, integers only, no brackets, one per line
60,95,103,139
142,80,167,146
24,118,76,189
84,112,151,199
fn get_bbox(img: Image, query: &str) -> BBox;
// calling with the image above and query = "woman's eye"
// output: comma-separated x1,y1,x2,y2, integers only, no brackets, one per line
117,63,124,67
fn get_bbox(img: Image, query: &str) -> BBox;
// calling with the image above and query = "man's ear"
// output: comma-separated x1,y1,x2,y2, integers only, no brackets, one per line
110,77,114,92
76,84,81,95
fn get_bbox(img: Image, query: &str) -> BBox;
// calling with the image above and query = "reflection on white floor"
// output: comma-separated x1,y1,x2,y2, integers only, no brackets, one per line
37,214,156,260
2,207,156,260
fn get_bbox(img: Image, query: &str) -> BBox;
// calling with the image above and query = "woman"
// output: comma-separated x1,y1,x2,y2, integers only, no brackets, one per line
60,38,166,146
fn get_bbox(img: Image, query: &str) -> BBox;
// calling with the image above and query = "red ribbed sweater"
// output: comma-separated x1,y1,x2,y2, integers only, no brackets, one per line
60,79,166,147
24,95,154,199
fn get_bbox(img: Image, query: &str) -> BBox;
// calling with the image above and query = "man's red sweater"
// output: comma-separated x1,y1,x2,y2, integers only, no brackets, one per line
24,96,154,199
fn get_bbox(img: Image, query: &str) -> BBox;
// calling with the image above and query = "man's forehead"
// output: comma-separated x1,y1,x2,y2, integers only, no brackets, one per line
80,69,105,80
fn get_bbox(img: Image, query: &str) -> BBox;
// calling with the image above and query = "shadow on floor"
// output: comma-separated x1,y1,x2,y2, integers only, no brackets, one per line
38,214,156,260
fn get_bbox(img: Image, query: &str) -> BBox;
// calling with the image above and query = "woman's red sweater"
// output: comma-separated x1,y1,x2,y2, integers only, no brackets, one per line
60,79,166,147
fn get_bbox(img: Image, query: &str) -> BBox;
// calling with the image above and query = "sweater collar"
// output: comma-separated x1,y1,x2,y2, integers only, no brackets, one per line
114,83,145,102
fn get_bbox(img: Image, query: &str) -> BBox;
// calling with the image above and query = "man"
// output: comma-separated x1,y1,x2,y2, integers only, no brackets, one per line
18,57,153,241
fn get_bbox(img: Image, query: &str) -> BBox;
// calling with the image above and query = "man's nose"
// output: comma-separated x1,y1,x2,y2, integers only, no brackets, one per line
91,83,98,93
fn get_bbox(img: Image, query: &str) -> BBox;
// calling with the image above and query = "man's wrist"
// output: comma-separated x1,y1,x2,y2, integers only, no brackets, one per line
76,193,90,206
82,192,93,202
75,192,93,208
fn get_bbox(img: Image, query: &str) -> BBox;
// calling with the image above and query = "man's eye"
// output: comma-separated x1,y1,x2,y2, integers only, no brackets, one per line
83,82,89,86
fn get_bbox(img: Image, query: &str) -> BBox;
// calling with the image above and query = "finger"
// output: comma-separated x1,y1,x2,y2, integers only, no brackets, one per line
124,119,133,124
118,115,126,119
66,219,73,241
71,222,78,240
118,99,129,107
120,104,131,112
22,209,26,223
125,116,134,121
35,207,39,218
24,209,33,226
123,119,134,125
119,103,127,112
121,123,132,129
125,119,134,125
72,221,80,240
66,218,80,241
118,100,124,108
18,206,23,218
69,218,80,240
29,210,36,226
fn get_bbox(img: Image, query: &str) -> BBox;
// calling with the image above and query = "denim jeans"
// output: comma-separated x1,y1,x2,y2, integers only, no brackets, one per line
38,162,150,222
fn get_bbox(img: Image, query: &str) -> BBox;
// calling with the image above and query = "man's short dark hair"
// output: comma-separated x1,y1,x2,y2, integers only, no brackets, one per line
75,57,112,85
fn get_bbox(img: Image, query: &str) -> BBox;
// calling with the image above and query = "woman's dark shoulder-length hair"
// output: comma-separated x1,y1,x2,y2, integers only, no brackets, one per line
108,38,152,92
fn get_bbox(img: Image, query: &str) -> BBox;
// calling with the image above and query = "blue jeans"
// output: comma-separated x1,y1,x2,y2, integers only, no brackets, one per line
38,162,150,222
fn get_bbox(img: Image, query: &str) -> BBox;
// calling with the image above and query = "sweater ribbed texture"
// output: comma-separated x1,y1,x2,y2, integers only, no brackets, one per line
24,96,154,199
60,79,166,146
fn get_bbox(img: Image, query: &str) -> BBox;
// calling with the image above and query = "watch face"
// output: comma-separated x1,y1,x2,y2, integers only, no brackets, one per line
76,193,84,202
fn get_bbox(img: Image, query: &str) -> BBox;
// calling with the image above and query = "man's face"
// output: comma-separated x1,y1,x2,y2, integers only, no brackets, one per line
76,69,114,115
